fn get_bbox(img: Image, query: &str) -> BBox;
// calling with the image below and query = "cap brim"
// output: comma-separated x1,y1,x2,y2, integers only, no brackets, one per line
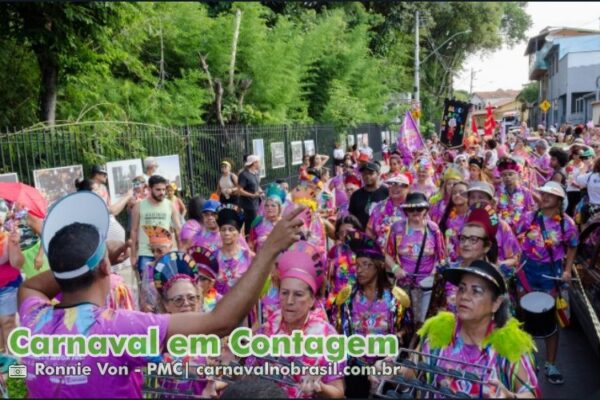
443,267,504,293
42,192,110,253
536,187,565,199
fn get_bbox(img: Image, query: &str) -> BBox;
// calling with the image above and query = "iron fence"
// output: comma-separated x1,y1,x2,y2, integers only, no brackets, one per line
0,122,392,200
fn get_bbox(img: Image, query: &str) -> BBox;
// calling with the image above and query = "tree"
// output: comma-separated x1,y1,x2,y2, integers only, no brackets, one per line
0,3,126,124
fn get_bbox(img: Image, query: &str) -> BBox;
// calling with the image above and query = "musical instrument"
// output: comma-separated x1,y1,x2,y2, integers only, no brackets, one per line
374,348,494,399
519,291,557,338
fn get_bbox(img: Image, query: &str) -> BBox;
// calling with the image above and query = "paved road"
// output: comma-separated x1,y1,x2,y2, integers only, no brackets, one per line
535,318,600,398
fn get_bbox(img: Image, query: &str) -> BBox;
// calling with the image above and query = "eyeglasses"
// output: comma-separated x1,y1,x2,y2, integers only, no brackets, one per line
406,207,427,213
459,235,486,245
452,191,467,197
198,276,213,282
168,294,201,307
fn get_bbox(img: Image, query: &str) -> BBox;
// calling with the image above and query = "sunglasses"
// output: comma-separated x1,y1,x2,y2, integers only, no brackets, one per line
168,294,201,307
388,182,409,188
406,207,427,213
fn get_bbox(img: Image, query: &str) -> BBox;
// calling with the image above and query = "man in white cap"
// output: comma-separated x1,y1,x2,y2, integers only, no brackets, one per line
237,155,263,236
366,174,410,249
515,181,578,385
17,191,306,397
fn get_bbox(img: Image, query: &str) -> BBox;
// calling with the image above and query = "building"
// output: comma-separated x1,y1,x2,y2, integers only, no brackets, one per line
469,90,523,131
525,27,600,127
470,89,520,111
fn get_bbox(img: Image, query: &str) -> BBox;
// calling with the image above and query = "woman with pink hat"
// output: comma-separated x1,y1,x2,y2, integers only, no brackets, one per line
246,241,345,398
333,232,412,398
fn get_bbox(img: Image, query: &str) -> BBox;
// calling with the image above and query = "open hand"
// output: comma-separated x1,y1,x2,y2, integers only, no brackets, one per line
263,206,306,253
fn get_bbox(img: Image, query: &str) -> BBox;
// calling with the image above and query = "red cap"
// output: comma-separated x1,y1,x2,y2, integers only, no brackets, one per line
466,205,499,239
344,175,361,187
403,172,414,185
358,153,370,162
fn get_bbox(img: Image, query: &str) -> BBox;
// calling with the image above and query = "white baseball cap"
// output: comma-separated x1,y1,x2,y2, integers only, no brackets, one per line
537,181,566,199
245,155,260,167
41,191,110,280
385,174,410,186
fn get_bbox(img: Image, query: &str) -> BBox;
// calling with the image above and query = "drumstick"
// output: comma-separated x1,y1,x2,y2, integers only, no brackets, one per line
541,274,579,282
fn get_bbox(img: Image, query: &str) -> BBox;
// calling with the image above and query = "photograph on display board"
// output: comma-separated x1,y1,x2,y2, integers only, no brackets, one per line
347,134,355,149
291,141,303,165
0,173,18,183
271,142,285,169
303,140,315,156
33,165,83,204
252,138,266,178
154,155,182,188
106,158,144,203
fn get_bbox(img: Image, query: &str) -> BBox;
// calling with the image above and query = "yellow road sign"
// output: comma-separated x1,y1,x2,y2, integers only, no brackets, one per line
539,100,551,113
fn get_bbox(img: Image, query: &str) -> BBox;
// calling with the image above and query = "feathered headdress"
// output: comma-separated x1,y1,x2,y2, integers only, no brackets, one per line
154,251,199,294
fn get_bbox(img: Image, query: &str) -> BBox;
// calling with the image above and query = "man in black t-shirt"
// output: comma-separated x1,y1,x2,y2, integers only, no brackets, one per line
237,155,263,235
348,161,389,229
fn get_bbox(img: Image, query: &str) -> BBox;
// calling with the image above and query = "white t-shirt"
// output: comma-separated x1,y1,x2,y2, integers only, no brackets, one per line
567,164,584,192
577,172,600,204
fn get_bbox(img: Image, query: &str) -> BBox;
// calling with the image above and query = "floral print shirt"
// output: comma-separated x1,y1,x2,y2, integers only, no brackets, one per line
496,185,535,230
367,198,407,249
387,220,446,286
516,210,578,263
215,248,253,295
246,309,345,398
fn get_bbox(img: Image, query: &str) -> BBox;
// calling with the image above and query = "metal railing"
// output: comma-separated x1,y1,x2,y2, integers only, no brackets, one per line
0,122,392,199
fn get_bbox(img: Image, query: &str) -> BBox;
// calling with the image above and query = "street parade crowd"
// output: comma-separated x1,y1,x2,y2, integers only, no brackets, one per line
2,121,600,399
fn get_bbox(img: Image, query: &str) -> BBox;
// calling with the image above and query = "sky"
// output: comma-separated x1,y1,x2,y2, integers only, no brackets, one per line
453,2,600,93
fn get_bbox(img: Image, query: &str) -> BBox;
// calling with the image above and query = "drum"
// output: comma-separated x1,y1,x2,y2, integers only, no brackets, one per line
519,291,557,338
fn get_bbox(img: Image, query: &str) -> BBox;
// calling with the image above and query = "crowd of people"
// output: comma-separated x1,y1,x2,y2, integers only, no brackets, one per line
1,121,600,398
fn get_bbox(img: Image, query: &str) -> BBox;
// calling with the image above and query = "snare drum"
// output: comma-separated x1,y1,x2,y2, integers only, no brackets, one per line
519,291,557,338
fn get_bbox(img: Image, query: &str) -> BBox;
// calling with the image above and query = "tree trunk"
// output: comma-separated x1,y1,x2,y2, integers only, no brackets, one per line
37,52,58,125
228,9,242,97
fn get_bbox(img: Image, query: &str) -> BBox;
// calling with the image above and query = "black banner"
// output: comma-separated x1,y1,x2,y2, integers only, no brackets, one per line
440,99,472,149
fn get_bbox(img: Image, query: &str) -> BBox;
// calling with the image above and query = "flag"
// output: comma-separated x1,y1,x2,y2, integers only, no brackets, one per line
471,114,478,136
397,111,426,166
484,103,497,136
440,99,471,149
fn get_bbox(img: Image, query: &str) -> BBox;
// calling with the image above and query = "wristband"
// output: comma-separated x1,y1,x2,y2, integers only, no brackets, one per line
391,263,400,274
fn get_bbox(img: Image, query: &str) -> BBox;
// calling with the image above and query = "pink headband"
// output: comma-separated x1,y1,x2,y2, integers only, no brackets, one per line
162,273,196,294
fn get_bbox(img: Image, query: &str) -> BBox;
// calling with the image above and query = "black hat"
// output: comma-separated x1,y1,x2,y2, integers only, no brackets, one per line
346,231,385,261
468,156,484,169
443,259,507,295
400,192,430,209
91,164,107,175
359,161,380,173
217,205,244,231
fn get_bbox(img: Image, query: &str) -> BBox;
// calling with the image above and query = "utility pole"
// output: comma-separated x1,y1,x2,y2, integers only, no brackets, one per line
469,68,475,97
414,11,420,104
414,10,420,127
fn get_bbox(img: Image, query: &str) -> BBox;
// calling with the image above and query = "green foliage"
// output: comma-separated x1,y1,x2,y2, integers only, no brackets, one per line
518,82,539,104
0,2,531,130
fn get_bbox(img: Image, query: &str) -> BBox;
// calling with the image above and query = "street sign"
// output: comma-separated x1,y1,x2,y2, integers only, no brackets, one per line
539,99,551,113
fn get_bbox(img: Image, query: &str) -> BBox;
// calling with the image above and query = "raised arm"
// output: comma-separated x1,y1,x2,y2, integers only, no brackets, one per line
167,206,306,338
